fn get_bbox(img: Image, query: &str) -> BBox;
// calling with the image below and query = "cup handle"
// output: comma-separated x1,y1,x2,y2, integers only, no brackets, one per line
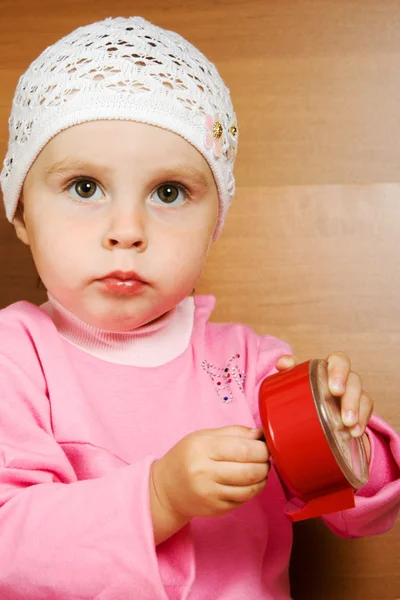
285,487,356,522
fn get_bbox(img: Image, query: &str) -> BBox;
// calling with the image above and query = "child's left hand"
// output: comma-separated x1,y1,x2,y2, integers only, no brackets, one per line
275,352,373,461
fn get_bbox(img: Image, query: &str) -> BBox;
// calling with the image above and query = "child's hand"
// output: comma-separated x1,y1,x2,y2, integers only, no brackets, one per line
150,426,269,543
276,352,373,459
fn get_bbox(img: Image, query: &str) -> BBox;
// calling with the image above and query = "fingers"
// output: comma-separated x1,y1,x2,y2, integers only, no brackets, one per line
326,351,351,396
276,353,373,438
213,425,263,439
216,479,268,504
350,391,374,438
340,371,362,428
339,371,374,438
275,354,298,371
214,461,270,486
209,436,269,463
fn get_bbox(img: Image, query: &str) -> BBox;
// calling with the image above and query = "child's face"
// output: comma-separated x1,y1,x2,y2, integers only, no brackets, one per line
14,121,219,330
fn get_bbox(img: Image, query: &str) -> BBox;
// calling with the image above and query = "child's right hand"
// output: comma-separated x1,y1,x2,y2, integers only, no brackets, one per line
149,426,269,544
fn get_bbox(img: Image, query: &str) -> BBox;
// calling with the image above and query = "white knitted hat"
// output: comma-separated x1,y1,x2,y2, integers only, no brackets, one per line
0,16,238,238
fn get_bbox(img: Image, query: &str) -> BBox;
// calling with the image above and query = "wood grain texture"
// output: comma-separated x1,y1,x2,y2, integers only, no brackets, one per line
197,183,400,598
0,1,399,598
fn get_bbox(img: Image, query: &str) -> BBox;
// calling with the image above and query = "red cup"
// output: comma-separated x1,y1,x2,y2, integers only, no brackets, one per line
259,359,368,521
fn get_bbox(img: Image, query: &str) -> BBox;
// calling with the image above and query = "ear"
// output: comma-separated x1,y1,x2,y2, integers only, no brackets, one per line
13,202,30,245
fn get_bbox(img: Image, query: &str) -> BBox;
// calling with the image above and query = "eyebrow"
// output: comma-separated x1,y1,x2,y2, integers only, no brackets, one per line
44,158,211,189
44,159,110,179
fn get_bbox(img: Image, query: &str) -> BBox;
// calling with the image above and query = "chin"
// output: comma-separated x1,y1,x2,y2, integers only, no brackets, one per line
96,307,159,332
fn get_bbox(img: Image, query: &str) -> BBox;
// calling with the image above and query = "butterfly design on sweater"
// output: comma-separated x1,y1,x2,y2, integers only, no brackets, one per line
201,353,246,403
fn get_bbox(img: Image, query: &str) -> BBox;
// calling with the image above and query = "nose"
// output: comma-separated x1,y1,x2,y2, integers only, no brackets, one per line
102,204,148,252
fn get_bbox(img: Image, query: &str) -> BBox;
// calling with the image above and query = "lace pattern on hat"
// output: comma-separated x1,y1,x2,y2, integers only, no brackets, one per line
1,17,238,238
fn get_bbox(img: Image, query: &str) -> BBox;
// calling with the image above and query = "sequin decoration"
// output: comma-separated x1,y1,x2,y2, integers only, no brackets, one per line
201,353,246,403
212,121,223,139
205,114,224,157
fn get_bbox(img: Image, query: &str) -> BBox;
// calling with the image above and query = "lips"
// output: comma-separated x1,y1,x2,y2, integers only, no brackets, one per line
99,270,145,282
97,271,147,295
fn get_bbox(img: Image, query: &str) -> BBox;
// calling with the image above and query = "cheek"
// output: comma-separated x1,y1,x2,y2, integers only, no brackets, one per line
28,222,80,275
163,237,210,281
158,219,211,254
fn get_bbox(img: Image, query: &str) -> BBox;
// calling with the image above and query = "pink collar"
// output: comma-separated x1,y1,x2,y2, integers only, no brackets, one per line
40,294,195,367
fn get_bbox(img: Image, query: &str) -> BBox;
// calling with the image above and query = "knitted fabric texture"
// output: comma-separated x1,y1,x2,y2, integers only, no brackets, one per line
0,16,238,238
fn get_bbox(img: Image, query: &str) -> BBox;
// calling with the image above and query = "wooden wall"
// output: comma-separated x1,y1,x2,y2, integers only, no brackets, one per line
0,1,399,598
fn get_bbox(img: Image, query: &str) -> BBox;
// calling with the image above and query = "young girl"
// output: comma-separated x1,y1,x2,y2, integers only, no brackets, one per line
0,16,398,599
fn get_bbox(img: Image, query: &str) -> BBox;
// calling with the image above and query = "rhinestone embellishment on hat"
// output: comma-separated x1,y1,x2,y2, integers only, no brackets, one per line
202,353,246,403
205,113,238,159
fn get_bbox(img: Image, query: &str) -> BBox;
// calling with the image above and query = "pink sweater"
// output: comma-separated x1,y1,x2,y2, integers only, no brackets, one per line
0,295,398,600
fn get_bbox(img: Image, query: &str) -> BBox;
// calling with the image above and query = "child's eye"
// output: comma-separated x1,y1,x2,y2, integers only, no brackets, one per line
150,183,187,206
67,178,104,201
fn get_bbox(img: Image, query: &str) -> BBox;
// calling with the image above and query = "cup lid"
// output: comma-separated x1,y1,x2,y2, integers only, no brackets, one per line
309,359,369,489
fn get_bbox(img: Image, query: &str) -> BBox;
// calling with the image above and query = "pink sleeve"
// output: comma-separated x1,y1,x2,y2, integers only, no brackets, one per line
0,353,192,599
322,413,400,538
